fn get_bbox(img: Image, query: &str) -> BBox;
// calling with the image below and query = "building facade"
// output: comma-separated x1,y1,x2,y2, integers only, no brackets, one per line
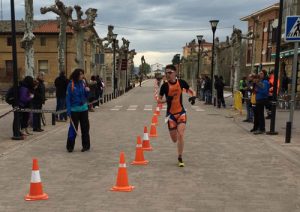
241,3,279,73
0,20,101,89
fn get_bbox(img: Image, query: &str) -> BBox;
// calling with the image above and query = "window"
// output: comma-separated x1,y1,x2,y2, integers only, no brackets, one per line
40,37,46,46
38,60,48,73
7,37,12,46
247,49,252,64
266,47,272,62
5,60,13,75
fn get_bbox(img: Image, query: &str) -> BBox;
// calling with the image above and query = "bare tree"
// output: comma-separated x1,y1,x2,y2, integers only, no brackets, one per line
21,0,35,77
40,0,73,74
67,5,97,69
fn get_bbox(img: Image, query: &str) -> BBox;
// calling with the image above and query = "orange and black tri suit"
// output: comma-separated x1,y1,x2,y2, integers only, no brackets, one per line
159,79,190,130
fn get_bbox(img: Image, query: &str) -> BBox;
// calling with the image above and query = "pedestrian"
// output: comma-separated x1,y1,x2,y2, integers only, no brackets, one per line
243,74,254,122
17,76,35,136
66,68,91,153
215,75,226,108
239,76,247,104
157,64,196,167
200,76,205,101
32,72,46,132
88,75,97,112
55,71,68,121
204,76,212,104
253,70,270,134
266,70,280,119
250,74,258,132
139,74,143,87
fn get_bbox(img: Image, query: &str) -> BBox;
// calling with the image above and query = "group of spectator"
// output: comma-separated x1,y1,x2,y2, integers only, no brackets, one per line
241,69,289,135
54,72,104,118
197,75,226,108
12,72,46,139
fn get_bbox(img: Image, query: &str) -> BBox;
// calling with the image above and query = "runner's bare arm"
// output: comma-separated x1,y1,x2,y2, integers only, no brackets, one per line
157,95,166,104
187,88,196,97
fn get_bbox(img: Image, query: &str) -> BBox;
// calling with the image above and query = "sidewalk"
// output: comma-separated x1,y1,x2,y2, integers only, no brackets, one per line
197,92,300,157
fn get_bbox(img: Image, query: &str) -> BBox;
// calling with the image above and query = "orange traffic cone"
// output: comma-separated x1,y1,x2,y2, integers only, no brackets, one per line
151,114,158,126
155,106,160,116
149,124,158,137
142,126,153,151
25,158,48,201
111,152,134,192
131,136,149,165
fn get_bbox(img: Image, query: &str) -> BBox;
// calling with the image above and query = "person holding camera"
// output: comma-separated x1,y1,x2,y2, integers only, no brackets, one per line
158,64,196,167
66,68,91,153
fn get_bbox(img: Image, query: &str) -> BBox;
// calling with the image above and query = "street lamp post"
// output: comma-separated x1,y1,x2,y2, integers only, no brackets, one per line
10,0,23,140
112,33,117,96
196,35,203,79
125,41,130,92
197,35,203,100
209,20,219,105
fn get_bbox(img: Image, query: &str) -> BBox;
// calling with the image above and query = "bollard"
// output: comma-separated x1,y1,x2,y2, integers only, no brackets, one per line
104,95,107,103
285,121,292,143
52,113,56,125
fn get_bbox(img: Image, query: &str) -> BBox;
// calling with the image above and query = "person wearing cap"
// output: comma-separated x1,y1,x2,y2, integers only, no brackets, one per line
157,64,196,167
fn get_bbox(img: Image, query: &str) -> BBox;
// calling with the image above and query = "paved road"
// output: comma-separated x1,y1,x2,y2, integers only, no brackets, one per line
1,80,300,212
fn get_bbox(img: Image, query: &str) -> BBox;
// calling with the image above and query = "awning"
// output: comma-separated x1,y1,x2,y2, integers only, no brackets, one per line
271,48,300,59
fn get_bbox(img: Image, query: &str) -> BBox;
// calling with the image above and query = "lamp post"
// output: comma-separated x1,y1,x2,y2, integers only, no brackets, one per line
196,35,203,79
267,0,283,135
112,33,117,96
209,20,219,105
125,41,130,91
10,0,23,140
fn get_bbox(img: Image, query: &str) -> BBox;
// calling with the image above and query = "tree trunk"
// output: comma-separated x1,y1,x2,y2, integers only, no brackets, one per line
22,0,35,77
76,30,84,69
58,16,67,74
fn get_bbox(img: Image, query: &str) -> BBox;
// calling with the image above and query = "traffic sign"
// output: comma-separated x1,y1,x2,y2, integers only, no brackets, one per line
285,16,300,42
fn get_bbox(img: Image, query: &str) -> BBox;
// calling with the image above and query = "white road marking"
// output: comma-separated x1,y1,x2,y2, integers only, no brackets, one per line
144,105,153,111
110,105,123,111
127,105,138,111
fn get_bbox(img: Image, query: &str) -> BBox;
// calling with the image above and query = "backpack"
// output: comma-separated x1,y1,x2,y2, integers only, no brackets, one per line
5,87,16,105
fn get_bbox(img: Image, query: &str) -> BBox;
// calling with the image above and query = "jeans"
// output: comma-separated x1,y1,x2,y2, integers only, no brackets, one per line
246,101,253,121
204,90,212,104
56,97,67,120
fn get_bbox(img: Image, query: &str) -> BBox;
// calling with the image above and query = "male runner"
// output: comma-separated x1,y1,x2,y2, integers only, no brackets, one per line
158,64,196,167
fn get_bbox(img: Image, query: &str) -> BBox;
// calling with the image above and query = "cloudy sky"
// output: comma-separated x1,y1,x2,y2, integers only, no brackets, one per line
3,0,278,66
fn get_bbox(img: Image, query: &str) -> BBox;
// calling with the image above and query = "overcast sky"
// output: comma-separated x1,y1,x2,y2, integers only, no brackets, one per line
3,0,278,66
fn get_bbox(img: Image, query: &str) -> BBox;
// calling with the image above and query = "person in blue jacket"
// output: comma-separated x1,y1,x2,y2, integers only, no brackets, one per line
66,68,91,152
253,70,270,134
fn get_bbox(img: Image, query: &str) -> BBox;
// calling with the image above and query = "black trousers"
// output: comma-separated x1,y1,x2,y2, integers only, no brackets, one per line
217,91,225,108
32,104,42,130
256,99,267,131
252,105,258,131
66,110,90,151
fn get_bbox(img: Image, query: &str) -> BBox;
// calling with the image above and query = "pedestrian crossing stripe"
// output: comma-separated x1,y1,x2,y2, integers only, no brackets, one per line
109,105,204,112
127,105,138,111
285,16,300,41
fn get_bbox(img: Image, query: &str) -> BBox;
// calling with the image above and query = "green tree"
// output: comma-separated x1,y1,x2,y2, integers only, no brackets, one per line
172,54,181,65
139,62,151,75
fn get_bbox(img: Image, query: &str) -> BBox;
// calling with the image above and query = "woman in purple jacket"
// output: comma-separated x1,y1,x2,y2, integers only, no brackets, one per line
18,76,34,136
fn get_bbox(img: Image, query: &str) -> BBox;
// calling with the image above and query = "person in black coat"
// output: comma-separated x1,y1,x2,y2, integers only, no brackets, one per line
215,76,226,108
55,71,68,121
32,72,46,132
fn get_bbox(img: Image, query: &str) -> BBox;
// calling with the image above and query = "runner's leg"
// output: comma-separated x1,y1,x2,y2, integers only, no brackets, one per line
177,123,186,156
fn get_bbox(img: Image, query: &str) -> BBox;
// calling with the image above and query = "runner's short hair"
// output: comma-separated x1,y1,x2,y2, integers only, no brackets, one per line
165,64,176,71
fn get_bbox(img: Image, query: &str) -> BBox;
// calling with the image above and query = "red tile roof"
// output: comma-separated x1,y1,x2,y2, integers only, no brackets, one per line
32,20,73,33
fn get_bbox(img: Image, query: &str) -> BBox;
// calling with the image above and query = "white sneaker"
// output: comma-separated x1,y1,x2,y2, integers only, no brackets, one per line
95,106,99,109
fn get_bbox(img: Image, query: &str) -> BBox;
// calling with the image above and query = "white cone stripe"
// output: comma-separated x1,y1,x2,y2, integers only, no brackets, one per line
119,163,126,168
31,170,41,183
136,144,142,148
143,133,149,140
